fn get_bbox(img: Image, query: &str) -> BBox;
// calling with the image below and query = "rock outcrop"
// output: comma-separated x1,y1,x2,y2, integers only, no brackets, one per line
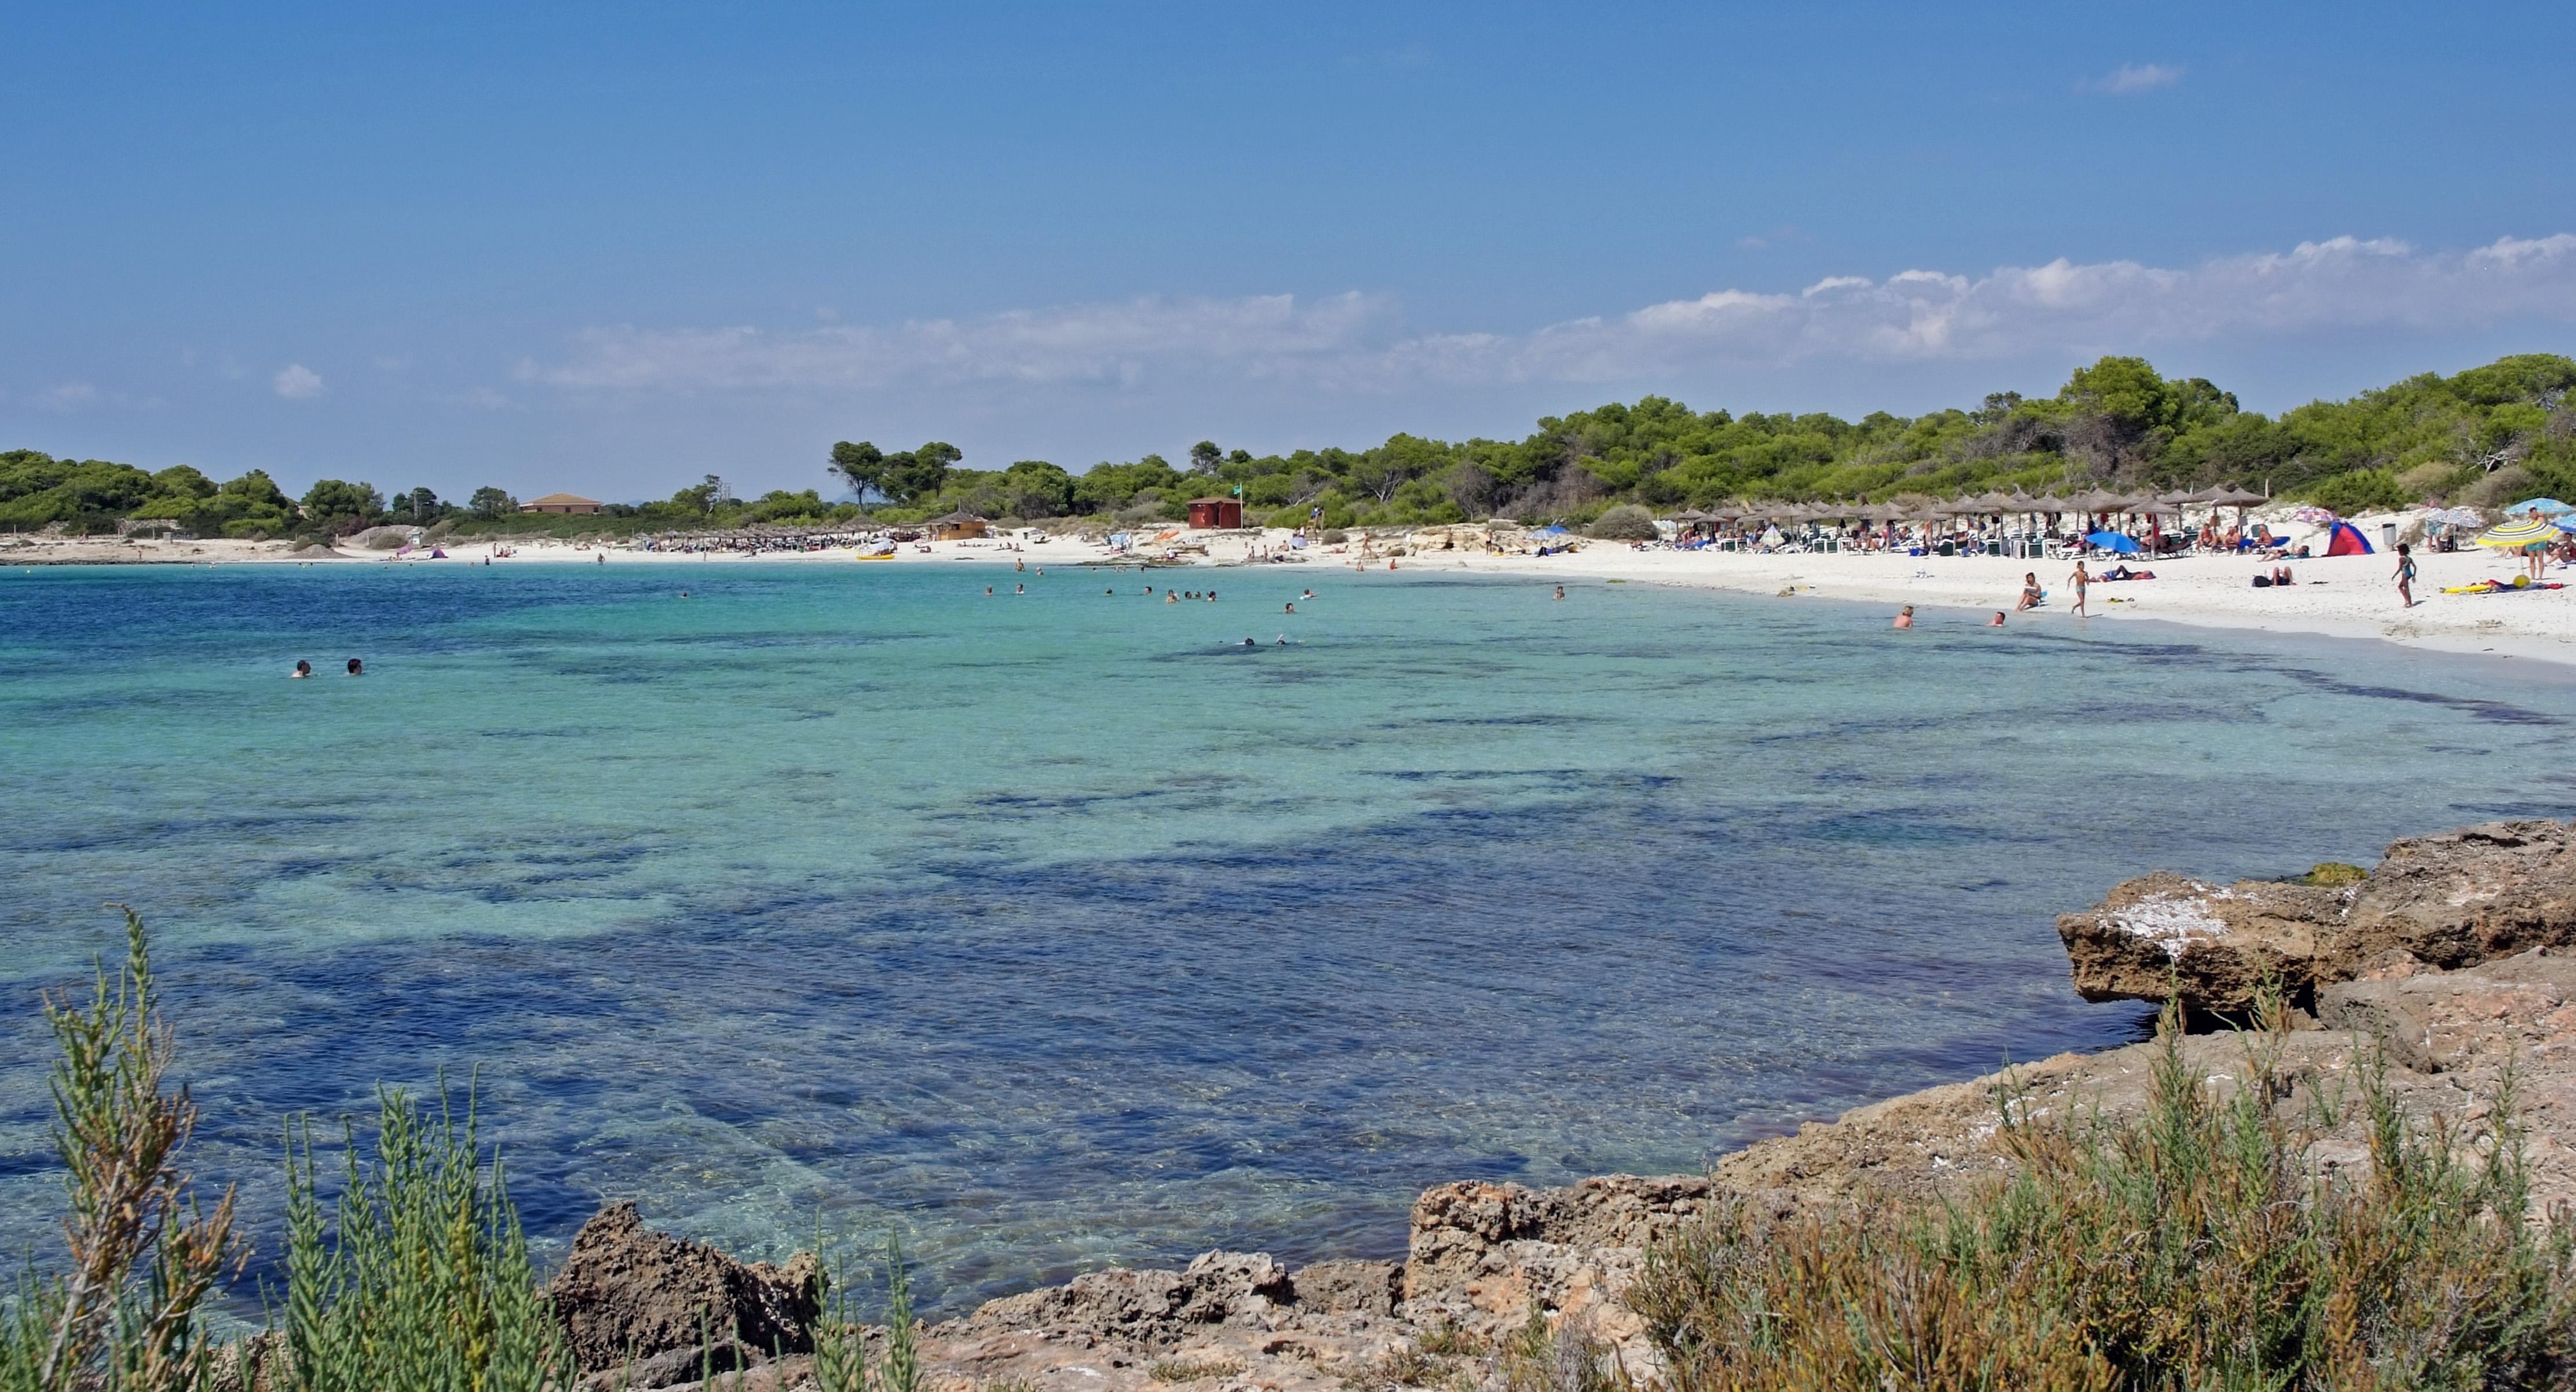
547,1201,821,1376
2059,819,2576,1014
495,818,2576,1392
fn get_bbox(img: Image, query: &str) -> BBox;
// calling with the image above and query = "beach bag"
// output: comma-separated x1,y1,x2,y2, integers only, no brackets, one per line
2252,575,2271,587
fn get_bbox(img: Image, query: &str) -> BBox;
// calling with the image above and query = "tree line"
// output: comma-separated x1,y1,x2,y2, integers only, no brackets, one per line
9,352,2575,539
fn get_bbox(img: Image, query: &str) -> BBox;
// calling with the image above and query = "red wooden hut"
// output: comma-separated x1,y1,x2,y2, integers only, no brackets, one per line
1187,497,1244,529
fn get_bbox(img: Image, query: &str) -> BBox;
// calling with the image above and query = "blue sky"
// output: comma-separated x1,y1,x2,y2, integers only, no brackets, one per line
8,1,2576,502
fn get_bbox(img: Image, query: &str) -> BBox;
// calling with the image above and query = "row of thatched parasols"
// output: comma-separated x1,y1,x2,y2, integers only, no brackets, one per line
1667,485,2272,527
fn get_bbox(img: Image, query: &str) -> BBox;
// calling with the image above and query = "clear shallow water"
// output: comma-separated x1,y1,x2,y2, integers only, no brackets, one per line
2,560,2574,1310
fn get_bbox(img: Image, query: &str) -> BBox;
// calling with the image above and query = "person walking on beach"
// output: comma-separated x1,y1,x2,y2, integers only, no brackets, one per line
2067,561,2090,616
2394,543,2418,608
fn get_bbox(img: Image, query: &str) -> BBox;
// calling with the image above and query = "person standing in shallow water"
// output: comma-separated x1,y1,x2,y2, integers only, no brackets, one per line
1892,605,1914,629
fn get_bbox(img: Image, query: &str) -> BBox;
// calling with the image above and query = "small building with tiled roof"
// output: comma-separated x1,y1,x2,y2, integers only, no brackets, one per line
519,492,602,515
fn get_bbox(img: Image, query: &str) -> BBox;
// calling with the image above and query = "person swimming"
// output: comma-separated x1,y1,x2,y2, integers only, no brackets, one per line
1892,605,1914,629
1554,584,1565,601
346,657,364,675
1987,611,2006,627
1284,601,1296,613
1241,637,1256,646
292,660,312,679
1300,590,1315,600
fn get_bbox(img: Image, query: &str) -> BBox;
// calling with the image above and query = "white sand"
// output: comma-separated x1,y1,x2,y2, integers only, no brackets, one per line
13,527,2574,666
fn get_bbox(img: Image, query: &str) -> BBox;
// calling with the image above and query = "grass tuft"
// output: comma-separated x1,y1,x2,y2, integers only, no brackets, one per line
1148,1354,1245,1383
1628,988,2576,1389
0,905,241,1392
279,1079,573,1390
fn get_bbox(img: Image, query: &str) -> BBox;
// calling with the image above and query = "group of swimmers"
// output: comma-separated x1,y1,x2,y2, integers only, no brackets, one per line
291,659,364,677
1892,605,2012,630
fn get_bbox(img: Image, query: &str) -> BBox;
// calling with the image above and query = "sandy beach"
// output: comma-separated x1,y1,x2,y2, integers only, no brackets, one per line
12,524,2574,666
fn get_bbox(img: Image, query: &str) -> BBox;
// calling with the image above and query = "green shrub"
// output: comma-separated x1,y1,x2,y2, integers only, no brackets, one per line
811,1234,921,1392
1585,505,1658,541
1628,995,2576,1389
2303,469,2412,516
0,908,240,1392
280,1085,571,1391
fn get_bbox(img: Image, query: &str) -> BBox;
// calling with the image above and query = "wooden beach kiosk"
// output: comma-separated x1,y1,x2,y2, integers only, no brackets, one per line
1186,497,1244,529
929,510,990,540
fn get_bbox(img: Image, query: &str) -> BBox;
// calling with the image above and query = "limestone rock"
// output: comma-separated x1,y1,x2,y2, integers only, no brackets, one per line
2319,944,2576,1074
1289,1259,1401,1316
944,1249,1291,1350
2343,820,2576,969
546,1201,821,1375
2057,820,2576,1014
2055,871,2334,1012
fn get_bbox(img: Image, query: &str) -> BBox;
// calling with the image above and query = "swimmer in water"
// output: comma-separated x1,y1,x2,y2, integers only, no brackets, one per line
1892,606,1914,629
1988,611,2007,627
292,660,312,679
1300,590,1314,600
1241,637,1256,646
679,590,689,598
1284,601,1295,614
346,657,365,675
1014,583,1024,594
1554,584,1565,601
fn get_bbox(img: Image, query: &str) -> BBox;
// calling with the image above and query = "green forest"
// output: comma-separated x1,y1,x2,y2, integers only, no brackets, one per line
9,352,2576,540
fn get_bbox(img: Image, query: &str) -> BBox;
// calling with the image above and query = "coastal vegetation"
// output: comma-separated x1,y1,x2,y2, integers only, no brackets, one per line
9,353,2576,541
1624,993,2576,1390
0,912,917,1392
13,911,2576,1389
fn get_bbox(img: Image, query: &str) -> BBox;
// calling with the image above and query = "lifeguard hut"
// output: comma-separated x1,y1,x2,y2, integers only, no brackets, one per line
1187,497,1243,529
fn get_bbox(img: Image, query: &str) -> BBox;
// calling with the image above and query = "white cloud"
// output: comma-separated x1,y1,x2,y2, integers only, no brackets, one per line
2095,62,2183,94
541,293,1399,392
534,235,2576,395
37,381,97,410
273,363,325,399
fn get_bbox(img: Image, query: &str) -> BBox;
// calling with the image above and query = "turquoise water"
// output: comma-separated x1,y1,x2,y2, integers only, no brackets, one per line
3,560,2574,1310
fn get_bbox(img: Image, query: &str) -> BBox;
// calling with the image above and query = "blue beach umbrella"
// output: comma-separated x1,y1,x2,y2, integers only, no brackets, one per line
2085,531,2142,553
2505,498,2575,516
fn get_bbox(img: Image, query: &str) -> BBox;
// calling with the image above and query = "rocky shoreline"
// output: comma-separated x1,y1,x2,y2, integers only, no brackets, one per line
246,819,2576,1392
